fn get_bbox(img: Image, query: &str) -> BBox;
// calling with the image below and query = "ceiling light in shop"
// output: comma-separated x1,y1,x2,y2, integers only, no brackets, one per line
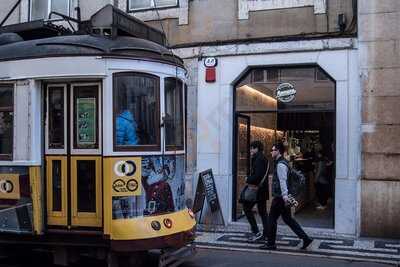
239,85,277,106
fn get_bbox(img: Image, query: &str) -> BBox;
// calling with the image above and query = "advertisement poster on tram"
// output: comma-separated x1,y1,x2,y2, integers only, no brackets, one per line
141,155,185,216
111,155,185,219
76,98,96,145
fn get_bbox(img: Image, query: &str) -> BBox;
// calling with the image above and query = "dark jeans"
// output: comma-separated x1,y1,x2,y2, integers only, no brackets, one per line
267,197,309,245
243,199,268,236
315,182,330,206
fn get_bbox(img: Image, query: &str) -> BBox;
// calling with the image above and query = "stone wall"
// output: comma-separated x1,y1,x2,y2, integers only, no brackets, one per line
359,0,400,238
143,0,354,47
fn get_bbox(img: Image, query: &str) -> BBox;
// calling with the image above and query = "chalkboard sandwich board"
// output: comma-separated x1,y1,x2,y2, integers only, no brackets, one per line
192,169,221,213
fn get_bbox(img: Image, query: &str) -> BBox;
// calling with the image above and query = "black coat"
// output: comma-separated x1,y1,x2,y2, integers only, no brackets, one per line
247,151,269,200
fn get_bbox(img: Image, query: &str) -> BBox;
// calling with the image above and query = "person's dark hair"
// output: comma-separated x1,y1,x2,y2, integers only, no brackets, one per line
273,142,285,155
250,140,264,152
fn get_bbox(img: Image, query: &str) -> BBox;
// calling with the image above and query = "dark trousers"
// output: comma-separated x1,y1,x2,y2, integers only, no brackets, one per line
315,182,330,206
243,199,268,236
267,197,309,245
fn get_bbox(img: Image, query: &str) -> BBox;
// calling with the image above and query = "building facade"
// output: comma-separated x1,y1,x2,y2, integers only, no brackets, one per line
358,1,400,238
0,0,398,239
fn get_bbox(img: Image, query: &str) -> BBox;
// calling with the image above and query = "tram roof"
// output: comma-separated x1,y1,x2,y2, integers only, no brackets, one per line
0,34,183,66
0,5,183,67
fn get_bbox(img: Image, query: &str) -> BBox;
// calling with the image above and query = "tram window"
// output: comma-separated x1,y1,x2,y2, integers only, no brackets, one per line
129,0,178,10
0,85,13,160
76,160,96,213
112,196,146,219
164,78,184,151
73,85,99,149
48,87,65,149
113,72,160,151
31,0,69,21
52,160,62,212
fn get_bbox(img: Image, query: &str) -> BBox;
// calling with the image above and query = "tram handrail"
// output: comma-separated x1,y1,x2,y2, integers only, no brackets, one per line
110,46,173,55
36,42,105,52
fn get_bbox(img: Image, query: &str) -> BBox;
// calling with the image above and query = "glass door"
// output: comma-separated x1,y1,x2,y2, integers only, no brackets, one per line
45,83,102,228
234,114,250,220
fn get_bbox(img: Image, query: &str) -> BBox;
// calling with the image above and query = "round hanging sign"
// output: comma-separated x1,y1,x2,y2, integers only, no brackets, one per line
276,83,296,103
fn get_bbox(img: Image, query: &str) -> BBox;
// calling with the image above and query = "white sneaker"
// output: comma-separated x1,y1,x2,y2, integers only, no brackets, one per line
316,205,326,210
248,232,264,242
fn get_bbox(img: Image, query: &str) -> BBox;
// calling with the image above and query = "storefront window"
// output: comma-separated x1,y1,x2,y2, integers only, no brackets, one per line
164,78,184,151
113,72,160,151
234,65,336,228
31,0,70,21
0,85,13,160
129,0,178,10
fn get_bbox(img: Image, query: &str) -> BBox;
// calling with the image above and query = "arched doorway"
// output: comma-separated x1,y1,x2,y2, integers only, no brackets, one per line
233,65,336,229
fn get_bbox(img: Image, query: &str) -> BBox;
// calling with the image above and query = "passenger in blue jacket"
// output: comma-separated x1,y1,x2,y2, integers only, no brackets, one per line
116,109,139,145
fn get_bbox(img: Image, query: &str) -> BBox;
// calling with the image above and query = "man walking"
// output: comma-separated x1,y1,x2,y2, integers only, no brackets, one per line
242,141,269,242
261,142,313,250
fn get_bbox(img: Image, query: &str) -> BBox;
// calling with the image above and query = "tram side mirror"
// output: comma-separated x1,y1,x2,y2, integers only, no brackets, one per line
160,115,165,127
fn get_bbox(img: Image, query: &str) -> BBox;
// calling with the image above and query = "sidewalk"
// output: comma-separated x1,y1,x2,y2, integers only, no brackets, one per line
194,224,400,266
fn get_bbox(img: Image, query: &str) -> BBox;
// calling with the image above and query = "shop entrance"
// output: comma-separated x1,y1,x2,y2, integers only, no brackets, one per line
233,66,335,229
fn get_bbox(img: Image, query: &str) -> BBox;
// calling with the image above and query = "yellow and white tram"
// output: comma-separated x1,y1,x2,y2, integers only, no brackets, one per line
0,5,196,266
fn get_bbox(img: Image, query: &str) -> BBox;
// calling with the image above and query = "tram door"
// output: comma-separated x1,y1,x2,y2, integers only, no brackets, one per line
45,83,102,228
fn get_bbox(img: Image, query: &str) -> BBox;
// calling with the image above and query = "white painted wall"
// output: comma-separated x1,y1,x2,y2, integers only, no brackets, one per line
192,39,361,235
13,80,31,161
0,79,42,166
0,57,106,80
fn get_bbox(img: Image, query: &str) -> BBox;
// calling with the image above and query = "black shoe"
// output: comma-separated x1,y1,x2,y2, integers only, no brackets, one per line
259,243,277,250
301,238,313,249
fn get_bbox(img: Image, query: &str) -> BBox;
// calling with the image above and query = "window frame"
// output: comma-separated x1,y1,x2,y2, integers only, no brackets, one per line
113,72,161,152
128,0,179,12
45,83,68,155
164,77,184,152
29,0,71,21
71,83,101,153
315,67,330,82
0,84,14,161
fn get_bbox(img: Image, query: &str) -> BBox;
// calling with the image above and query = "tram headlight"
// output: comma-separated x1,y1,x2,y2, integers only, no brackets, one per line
188,209,195,219
163,218,173,229
151,220,161,231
